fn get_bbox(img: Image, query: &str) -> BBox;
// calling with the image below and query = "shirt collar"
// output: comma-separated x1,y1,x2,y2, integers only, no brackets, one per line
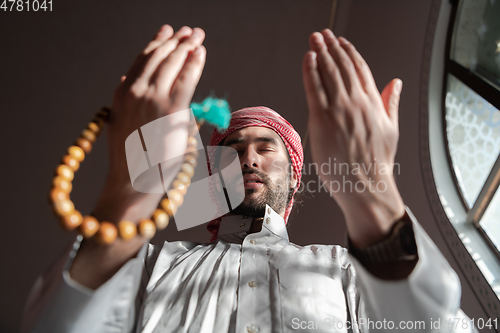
217,204,289,243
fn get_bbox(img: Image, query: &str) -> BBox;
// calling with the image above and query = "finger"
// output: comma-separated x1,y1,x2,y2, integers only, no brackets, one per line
338,37,379,97
152,28,206,93
309,32,347,105
120,75,127,83
302,51,328,116
380,79,403,125
321,29,362,95
124,25,175,84
143,24,174,54
138,26,195,85
169,45,207,110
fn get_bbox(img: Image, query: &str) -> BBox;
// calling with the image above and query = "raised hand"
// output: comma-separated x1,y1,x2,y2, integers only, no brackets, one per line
95,25,207,223
70,25,207,289
302,29,405,247
107,25,206,183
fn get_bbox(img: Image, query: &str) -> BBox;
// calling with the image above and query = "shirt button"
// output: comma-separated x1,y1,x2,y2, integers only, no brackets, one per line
240,223,245,228
248,281,257,288
250,239,257,245
246,324,260,333
267,207,271,214
265,217,271,224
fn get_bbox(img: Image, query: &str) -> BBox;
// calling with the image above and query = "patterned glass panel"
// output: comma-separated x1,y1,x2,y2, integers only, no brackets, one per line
481,188,500,252
445,74,500,207
451,0,500,89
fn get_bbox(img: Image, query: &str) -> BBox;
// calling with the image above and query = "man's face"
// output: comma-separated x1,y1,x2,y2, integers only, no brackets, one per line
218,126,297,217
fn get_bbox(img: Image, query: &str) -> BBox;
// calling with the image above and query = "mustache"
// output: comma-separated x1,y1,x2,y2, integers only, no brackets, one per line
225,168,269,187
241,168,269,184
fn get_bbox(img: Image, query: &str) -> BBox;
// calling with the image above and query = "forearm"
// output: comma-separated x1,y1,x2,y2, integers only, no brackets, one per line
337,178,414,279
70,107,193,289
69,173,162,289
69,238,145,290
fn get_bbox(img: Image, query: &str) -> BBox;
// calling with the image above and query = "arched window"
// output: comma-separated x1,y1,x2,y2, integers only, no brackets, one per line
445,0,500,292
422,0,500,319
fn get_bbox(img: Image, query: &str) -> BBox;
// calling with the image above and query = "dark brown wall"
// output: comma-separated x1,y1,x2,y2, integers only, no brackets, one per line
0,1,488,332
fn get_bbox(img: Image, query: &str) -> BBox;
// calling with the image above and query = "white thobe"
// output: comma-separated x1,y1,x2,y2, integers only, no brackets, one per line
22,205,475,333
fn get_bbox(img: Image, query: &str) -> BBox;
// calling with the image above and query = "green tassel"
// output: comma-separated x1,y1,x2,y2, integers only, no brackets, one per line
190,97,231,130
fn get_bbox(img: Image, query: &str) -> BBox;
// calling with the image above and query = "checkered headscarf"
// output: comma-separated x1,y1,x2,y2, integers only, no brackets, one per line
206,106,303,241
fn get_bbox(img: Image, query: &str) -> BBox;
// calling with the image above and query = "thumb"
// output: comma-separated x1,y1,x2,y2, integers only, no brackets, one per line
381,78,402,125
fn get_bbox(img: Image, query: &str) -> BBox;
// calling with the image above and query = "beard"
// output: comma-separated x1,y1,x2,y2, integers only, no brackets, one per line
230,167,291,217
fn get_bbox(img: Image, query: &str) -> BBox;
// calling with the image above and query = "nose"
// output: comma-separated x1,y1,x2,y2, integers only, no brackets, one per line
240,147,259,169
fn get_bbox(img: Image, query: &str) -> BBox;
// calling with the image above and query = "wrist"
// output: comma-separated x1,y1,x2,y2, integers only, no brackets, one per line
339,180,405,248
93,174,164,224
70,233,147,289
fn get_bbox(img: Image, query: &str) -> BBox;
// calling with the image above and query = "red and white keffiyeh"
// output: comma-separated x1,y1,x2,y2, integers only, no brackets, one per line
206,106,303,241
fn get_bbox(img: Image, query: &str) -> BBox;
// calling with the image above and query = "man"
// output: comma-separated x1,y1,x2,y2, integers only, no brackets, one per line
23,25,474,332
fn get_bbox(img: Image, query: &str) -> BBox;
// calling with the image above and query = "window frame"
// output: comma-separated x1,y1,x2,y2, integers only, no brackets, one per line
442,0,500,261
421,0,500,321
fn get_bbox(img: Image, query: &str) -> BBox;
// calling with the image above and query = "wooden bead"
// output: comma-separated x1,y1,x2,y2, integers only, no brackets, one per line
118,220,137,241
180,163,195,178
68,146,85,162
184,154,197,168
152,209,169,230
161,198,177,217
80,216,99,238
167,189,184,207
96,108,110,121
60,210,83,230
92,117,106,129
177,172,191,185
50,188,69,202
53,199,75,216
56,164,74,181
87,122,101,136
172,180,188,195
53,176,72,193
62,154,80,172
187,136,197,148
188,149,200,158
81,129,96,143
75,137,92,153
138,219,156,239
95,222,117,245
